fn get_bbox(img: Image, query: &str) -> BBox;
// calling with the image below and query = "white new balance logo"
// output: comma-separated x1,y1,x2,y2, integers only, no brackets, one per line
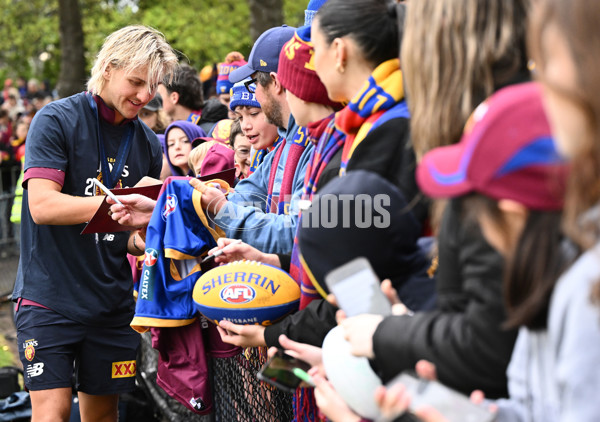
26,362,44,377
102,234,115,241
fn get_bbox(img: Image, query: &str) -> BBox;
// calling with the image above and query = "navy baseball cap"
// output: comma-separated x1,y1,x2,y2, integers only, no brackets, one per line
229,25,296,83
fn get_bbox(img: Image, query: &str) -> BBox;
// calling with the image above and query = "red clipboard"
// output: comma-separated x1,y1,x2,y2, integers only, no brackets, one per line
197,167,236,186
81,184,163,234
81,168,236,235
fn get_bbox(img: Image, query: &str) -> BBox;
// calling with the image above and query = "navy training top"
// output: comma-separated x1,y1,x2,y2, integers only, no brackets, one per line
13,92,163,327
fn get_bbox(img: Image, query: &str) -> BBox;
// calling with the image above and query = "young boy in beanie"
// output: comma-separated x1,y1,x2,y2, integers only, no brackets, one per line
229,78,280,176
13,25,178,421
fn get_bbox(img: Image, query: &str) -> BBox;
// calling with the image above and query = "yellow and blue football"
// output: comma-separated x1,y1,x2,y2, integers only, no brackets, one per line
193,260,300,326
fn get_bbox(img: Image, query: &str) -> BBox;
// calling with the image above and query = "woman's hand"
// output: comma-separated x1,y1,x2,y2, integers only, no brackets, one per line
374,382,449,422
340,314,384,359
312,372,362,422
374,384,411,421
380,279,413,315
276,334,325,377
216,320,267,348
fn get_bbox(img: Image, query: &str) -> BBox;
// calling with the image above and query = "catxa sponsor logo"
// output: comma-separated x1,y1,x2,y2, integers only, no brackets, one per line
140,266,154,301
300,194,391,229
144,248,159,267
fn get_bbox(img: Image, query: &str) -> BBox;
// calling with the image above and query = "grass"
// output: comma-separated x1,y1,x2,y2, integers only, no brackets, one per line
0,334,16,367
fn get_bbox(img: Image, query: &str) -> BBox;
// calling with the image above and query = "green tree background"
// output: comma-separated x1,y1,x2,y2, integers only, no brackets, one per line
0,0,305,91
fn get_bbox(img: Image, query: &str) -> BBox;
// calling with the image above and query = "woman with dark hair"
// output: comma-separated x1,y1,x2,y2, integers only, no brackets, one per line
213,0,427,350
342,0,533,400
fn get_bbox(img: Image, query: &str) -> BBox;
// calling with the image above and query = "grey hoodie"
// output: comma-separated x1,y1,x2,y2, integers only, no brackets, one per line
496,243,600,422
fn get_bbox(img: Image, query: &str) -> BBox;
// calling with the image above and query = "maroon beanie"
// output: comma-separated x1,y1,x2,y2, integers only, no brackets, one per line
277,31,340,109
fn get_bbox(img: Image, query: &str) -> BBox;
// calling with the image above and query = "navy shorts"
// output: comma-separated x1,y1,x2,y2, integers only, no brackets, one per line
15,305,140,395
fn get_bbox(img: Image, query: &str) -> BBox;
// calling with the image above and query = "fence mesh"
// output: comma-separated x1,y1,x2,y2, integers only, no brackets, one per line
138,332,294,422
211,348,294,422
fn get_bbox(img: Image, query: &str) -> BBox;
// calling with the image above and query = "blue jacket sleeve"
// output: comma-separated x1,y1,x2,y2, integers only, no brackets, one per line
213,142,314,254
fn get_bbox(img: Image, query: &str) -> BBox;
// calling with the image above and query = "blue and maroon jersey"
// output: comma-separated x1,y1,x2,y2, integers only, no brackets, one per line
131,177,222,332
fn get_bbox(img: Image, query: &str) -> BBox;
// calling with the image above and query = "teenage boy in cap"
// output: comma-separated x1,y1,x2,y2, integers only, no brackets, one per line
158,63,204,124
12,25,178,421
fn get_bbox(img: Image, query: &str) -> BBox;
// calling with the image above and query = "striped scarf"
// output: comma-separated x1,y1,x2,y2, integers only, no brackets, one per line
265,127,310,214
292,61,406,422
247,136,282,176
294,59,408,311
289,115,347,309
336,58,405,176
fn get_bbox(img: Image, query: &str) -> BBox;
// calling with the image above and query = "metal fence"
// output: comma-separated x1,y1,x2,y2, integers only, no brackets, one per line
138,332,294,422
0,163,294,421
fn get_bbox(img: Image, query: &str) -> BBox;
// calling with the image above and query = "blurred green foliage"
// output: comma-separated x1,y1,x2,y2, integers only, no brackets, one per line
0,0,306,87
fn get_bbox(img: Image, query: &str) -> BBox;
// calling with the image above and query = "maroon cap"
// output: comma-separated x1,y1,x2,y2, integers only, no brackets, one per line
416,82,568,210
277,31,341,108
199,143,235,178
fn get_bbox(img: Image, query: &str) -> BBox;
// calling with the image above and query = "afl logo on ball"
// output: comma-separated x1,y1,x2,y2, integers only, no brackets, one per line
144,249,158,267
162,194,178,220
220,284,256,304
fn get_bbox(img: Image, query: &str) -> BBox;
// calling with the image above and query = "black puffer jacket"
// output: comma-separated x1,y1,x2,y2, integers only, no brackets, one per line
371,198,518,398
264,117,433,348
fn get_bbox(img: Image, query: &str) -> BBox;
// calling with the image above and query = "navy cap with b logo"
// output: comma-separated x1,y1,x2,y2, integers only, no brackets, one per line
229,25,296,83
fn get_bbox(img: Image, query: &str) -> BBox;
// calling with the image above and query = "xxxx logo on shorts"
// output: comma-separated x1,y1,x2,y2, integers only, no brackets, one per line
111,360,136,378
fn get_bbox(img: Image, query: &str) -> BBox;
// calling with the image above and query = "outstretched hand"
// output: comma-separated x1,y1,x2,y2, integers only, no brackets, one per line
216,320,267,348
208,238,266,265
312,372,362,422
206,238,283,267
108,194,156,228
189,178,228,214
340,314,384,359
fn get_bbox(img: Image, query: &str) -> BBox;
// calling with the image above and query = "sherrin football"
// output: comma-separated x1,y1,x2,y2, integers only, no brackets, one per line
192,260,300,326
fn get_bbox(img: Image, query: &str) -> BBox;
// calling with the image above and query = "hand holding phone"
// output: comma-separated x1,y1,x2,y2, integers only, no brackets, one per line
386,372,496,422
325,257,392,317
257,350,314,393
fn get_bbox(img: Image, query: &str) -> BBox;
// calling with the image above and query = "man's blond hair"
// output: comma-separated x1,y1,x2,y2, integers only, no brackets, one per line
87,25,178,95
